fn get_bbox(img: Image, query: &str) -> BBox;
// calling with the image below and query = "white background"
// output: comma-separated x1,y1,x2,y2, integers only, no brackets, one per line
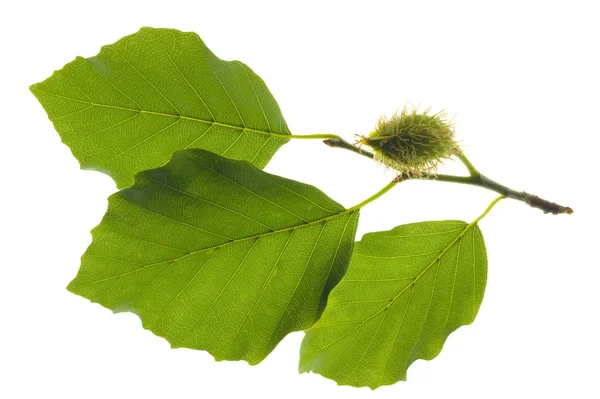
1,1,599,398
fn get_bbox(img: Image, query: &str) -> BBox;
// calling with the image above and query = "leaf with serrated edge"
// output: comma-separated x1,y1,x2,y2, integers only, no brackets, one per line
31,27,289,188
299,220,487,388
68,149,359,364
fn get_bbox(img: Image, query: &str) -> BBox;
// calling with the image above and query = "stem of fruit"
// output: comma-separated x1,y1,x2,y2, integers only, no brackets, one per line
323,138,573,215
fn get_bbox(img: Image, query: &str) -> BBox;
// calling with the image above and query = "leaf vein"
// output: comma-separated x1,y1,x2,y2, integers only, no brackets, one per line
145,174,276,230
178,238,263,348
157,35,216,121
108,45,182,116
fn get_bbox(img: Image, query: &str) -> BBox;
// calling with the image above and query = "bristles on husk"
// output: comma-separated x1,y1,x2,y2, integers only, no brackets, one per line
358,107,460,176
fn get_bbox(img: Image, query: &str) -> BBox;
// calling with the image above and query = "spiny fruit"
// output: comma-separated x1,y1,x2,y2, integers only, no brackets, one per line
358,107,460,176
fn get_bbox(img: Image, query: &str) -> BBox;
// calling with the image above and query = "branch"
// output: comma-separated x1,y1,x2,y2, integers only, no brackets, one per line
322,138,573,215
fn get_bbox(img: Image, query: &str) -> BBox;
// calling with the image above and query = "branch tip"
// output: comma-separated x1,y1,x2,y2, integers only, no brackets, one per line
524,194,573,215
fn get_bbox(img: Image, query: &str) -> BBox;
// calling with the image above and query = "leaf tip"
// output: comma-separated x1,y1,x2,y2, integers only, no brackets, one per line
28,82,38,94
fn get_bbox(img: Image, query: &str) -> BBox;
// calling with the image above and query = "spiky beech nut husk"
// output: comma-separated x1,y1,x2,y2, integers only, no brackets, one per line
358,107,460,176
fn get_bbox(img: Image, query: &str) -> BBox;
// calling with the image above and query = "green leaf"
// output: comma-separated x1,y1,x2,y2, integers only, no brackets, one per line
31,27,290,188
299,220,487,388
68,149,359,364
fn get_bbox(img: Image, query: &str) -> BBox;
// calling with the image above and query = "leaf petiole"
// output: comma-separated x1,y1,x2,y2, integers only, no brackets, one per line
284,133,342,140
347,174,406,212
471,195,504,225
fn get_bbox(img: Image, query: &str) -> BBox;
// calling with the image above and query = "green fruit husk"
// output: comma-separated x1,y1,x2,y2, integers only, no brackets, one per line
359,107,460,176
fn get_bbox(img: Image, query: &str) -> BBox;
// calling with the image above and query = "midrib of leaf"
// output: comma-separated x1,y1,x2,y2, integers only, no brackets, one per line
99,150,355,289
72,207,359,289
75,176,395,294
306,213,489,358
70,148,362,292
376,198,500,324
50,34,284,138
35,89,290,140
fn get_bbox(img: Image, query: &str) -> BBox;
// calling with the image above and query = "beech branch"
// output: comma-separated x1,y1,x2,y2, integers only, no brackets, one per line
323,138,573,215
